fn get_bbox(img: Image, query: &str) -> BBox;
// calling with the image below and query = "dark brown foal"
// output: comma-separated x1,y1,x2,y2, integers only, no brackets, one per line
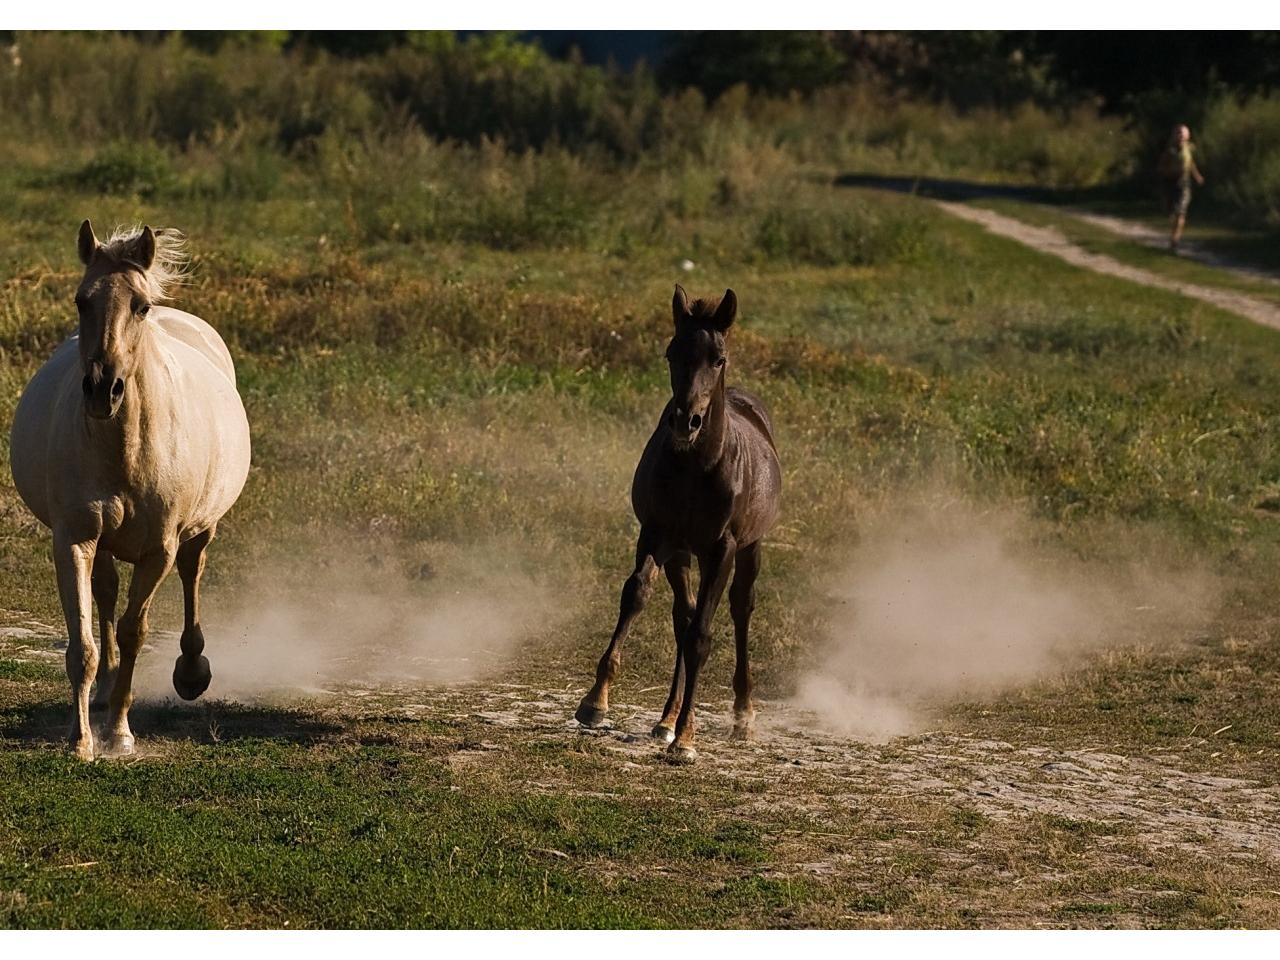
575,285,782,763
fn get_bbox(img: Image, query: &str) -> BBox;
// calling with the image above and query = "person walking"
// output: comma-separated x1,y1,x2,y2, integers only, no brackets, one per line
1157,123,1205,253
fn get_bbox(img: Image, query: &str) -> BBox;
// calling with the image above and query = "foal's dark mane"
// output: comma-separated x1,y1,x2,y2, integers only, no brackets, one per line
681,296,725,330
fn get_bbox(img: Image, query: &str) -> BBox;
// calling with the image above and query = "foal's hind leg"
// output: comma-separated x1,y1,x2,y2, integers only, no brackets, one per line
173,529,214,702
652,552,693,745
90,549,119,709
729,541,761,740
576,530,661,728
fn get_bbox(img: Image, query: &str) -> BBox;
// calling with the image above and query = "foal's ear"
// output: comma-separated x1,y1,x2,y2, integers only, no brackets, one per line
672,283,691,325
128,226,157,271
712,288,737,332
77,219,99,266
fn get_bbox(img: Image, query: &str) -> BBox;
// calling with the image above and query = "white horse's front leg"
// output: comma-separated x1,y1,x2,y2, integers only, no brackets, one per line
53,531,98,761
106,547,175,755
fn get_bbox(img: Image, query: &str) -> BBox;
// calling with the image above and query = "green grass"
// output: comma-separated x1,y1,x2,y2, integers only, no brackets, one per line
970,195,1280,304
5,125,1280,928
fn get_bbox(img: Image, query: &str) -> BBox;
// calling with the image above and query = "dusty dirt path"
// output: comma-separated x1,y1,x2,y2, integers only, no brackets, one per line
935,201,1280,331
5,621,1279,875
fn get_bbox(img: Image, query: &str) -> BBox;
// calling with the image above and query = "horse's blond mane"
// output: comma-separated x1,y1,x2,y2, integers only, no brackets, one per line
101,224,190,302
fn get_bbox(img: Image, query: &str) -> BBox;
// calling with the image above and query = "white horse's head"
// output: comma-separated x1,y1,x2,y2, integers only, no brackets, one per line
74,219,188,419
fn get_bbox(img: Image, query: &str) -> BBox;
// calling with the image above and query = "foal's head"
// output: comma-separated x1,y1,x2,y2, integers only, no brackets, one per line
74,220,187,419
666,284,737,449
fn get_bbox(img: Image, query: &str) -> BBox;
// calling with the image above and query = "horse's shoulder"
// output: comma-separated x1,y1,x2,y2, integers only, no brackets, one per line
727,387,776,447
151,307,237,387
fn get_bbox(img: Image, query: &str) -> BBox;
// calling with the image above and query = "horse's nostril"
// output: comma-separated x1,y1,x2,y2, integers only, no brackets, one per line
111,379,124,399
690,414,702,430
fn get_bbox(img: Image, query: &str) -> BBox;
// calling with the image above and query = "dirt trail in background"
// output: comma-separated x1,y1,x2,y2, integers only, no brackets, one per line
936,202,1280,331
1067,210,1280,287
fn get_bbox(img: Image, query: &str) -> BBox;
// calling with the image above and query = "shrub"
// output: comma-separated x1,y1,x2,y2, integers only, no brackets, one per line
753,201,933,266
1200,94,1280,225
71,141,176,197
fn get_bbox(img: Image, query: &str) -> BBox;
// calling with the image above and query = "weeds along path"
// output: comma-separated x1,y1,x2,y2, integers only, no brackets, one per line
935,202,1280,331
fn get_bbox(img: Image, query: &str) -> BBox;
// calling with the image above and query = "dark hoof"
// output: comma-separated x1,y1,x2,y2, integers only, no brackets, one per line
651,724,675,745
173,654,212,701
575,700,607,728
665,743,698,765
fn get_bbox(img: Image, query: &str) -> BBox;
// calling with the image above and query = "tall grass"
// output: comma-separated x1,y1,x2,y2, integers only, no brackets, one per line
0,32,1133,196
1201,94,1280,226
8,32,1278,227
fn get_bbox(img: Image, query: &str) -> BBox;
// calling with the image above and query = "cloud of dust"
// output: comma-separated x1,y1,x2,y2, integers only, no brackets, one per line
792,501,1220,742
133,545,564,703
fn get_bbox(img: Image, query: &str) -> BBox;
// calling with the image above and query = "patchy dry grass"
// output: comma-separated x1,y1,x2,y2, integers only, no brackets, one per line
4,146,1280,927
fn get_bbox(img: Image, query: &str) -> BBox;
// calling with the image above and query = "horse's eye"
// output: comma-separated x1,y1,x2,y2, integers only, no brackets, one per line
135,301,151,318
714,356,727,368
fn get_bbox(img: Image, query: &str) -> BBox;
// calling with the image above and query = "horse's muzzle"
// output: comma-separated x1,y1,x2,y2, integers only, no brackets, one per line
668,405,705,447
83,364,125,420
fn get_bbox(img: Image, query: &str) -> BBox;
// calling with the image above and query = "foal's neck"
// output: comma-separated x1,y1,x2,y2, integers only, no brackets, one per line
691,377,730,468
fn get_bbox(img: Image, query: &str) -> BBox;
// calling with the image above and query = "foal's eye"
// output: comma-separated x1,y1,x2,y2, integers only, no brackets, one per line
714,356,727,368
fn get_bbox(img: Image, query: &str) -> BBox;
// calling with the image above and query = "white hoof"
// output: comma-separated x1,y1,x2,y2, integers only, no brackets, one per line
106,734,136,756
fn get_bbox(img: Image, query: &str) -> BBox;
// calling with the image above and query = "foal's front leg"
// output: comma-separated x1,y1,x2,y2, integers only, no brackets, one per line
576,529,662,728
53,530,98,760
652,552,693,744
668,535,737,764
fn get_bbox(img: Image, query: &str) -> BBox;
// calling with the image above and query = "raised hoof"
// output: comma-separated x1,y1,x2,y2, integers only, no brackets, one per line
651,724,675,745
665,743,698,765
575,700,607,728
173,654,212,702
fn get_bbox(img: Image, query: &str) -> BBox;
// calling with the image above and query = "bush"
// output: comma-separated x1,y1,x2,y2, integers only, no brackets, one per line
71,142,176,197
1201,95,1280,225
753,201,933,266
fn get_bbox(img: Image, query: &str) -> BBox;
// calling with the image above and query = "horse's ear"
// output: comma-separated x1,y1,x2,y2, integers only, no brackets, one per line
672,283,691,326
77,219,98,266
130,226,157,271
712,288,737,332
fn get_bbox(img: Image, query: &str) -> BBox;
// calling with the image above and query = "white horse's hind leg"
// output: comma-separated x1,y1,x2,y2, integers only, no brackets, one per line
53,533,98,761
173,529,213,702
90,550,119,708
106,549,174,755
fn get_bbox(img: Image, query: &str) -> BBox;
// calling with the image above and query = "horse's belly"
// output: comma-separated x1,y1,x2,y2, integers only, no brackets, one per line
9,340,81,529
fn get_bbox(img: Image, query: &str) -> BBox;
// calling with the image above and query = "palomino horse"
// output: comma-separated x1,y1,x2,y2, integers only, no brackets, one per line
576,286,781,763
10,221,251,760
